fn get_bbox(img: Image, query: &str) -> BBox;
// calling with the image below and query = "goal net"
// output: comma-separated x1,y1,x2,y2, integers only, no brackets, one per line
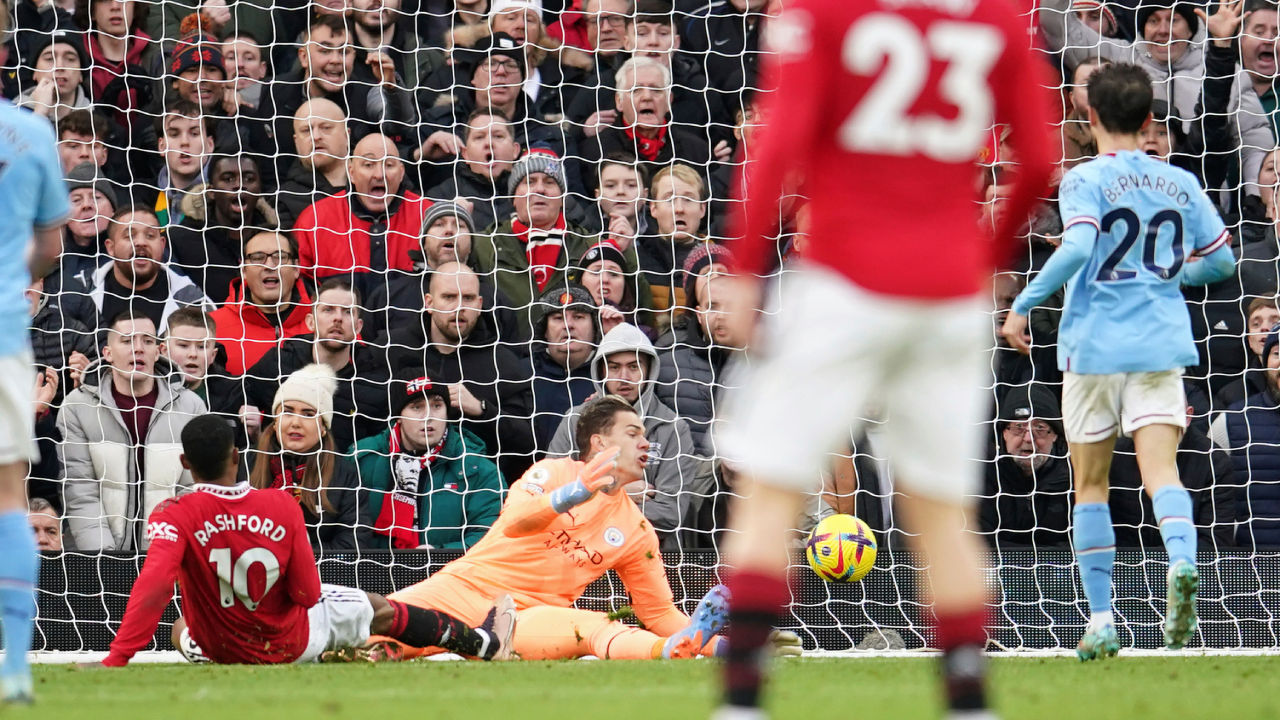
15,0,1280,657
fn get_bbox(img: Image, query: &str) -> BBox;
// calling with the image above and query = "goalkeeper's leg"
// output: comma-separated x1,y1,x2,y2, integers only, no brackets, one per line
512,606,691,660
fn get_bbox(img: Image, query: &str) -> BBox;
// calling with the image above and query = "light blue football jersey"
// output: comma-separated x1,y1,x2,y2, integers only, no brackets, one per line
0,101,70,357
1027,150,1229,374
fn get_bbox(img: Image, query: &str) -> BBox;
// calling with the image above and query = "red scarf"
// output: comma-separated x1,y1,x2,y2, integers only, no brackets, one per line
512,214,567,292
624,125,668,162
374,424,449,549
267,455,319,516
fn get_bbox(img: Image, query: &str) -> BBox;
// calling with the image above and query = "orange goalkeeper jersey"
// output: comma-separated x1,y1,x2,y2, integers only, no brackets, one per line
432,457,688,636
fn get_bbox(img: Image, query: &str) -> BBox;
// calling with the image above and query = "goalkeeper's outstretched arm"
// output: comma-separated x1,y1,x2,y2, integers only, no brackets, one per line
504,450,620,538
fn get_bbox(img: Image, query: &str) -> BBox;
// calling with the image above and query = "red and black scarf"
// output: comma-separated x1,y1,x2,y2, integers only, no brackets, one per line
374,424,450,549
512,214,567,292
624,125,668,162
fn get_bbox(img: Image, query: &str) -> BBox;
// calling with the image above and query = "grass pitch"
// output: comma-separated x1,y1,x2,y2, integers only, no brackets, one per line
20,656,1280,720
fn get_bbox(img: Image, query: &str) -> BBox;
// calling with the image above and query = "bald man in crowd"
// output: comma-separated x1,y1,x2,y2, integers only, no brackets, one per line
292,133,430,299
387,262,537,482
279,98,352,229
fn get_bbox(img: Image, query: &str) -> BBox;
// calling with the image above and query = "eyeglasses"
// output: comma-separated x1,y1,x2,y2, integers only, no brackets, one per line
590,13,628,27
1004,421,1055,439
481,57,521,74
245,251,295,266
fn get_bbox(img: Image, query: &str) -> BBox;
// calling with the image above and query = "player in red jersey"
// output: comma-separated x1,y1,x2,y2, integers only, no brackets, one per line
95,415,516,667
711,0,1055,717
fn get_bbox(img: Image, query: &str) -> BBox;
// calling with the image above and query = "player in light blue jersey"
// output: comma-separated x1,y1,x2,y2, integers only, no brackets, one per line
0,59,71,702
1002,65,1236,661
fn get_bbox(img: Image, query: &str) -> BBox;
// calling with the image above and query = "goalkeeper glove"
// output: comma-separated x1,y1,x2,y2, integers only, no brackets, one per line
768,630,803,657
549,447,620,513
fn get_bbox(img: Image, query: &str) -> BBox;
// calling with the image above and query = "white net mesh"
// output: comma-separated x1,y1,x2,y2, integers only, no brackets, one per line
16,0,1280,655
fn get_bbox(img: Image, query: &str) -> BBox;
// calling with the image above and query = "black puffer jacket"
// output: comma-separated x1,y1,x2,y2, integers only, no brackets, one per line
979,443,1073,549
30,298,98,372
277,161,346,232
362,264,523,346
425,165,513,233
243,336,392,455
386,317,536,483
1110,425,1236,549
654,316,738,457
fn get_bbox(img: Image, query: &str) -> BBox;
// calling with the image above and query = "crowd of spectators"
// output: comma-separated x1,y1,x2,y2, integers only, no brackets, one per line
14,0,1280,555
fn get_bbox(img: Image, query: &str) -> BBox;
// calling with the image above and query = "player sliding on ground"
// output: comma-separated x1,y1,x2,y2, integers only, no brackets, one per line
95,414,517,667
369,396,785,661
1003,64,1236,660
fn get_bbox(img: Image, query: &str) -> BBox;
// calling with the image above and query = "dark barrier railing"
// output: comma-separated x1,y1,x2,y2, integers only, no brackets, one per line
33,550,1280,653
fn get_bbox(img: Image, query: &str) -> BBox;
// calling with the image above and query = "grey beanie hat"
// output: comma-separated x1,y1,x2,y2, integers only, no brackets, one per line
508,147,567,195
422,200,476,236
65,162,118,209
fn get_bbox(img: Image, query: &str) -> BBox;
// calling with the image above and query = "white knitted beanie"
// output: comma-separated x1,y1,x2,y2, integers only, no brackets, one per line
272,364,338,428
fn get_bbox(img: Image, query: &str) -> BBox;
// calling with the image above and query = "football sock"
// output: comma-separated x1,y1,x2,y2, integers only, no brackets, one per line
0,510,38,689
1152,485,1196,567
723,570,788,709
936,608,989,711
387,601,496,660
1073,503,1116,624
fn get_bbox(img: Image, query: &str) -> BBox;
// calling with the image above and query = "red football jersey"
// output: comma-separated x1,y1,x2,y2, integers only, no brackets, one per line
104,483,322,666
733,0,1055,298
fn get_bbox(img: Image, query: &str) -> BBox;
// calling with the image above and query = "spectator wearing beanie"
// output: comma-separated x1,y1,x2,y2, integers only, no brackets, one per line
978,384,1072,549
529,284,602,450
474,147,618,335
16,29,92,124
166,32,230,114
568,239,655,339
247,363,371,552
654,243,742,456
363,200,523,344
353,368,503,551
1040,0,1205,122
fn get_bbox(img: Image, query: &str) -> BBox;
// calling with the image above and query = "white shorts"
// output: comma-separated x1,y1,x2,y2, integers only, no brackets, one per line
0,351,36,465
717,264,989,502
297,584,376,663
1061,369,1187,444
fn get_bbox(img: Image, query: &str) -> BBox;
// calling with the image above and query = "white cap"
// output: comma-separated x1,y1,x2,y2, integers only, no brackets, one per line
490,0,543,19
273,364,338,428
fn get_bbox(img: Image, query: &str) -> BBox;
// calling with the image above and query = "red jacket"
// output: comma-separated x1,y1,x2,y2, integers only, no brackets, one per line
548,0,590,51
210,279,314,375
292,191,429,279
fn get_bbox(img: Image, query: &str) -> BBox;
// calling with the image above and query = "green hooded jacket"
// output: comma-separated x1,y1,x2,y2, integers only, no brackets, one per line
352,425,504,550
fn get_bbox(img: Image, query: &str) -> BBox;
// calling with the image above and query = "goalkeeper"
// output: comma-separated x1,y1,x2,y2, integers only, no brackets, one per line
373,396,796,660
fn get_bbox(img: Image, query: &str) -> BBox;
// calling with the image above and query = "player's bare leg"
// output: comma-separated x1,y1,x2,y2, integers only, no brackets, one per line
895,492,992,717
362,592,517,662
1068,436,1121,660
1132,424,1199,648
717,479,806,719
0,460,37,703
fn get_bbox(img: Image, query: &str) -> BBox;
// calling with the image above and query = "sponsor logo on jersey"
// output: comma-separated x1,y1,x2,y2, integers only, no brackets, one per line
603,527,625,547
146,521,179,543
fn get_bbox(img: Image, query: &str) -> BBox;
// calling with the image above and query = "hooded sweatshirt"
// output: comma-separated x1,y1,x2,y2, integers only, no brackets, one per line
546,323,703,547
